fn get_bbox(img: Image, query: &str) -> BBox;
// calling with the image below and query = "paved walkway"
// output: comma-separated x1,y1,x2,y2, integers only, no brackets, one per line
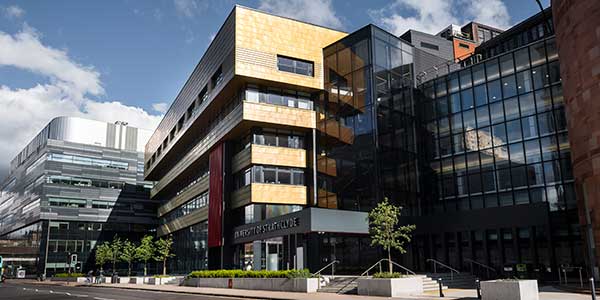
14,280,592,300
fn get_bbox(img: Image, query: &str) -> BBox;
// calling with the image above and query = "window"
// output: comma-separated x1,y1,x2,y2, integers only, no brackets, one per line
211,67,223,87
245,85,313,110
233,165,305,190
458,43,470,49
420,42,439,51
47,153,128,170
160,191,209,224
49,197,86,208
277,55,314,76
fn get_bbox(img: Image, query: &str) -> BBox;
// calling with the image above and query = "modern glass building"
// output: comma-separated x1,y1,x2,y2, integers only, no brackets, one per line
0,117,156,277
144,4,586,283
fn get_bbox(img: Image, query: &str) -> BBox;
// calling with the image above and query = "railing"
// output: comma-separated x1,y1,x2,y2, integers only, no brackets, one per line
312,260,339,277
426,258,460,280
464,258,496,279
337,259,415,293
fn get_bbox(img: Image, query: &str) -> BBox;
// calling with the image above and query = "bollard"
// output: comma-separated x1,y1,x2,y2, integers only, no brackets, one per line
438,278,444,297
591,278,597,300
476,278,481,299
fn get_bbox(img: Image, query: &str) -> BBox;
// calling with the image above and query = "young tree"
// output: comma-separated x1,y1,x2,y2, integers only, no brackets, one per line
109,236,123,274
154,236,175,276
120,239,136,276
135,235,154,276
95,242,112,272
368,197,416,274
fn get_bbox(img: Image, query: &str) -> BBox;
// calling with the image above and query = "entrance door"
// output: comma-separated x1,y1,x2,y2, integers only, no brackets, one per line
265,238,283,271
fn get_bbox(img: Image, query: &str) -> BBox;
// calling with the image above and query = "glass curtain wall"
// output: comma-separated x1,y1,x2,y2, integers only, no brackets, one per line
416,36,582,276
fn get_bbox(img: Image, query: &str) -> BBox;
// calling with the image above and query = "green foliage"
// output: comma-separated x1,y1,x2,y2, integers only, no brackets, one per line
109,235,123,271
120,239,137,276
368,197,416,273
95,242,112,269
372,272,408,278
135,235,154,276
154,236,175,276
188,269,314,279
54,273,84,278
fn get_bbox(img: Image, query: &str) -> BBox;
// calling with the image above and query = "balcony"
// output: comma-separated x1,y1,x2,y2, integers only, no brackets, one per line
150,101,315,197
157,207,208,236
157,175,209,217
231,183,307,209
232,144,306,173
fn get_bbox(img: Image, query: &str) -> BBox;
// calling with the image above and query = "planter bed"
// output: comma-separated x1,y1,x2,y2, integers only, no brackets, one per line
480,279,538,300
183,277,319,293
357,277,423,297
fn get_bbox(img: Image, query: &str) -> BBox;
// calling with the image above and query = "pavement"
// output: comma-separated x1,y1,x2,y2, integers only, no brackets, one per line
0,279,593,300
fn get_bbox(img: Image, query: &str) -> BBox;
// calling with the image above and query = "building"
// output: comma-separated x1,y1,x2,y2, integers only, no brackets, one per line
552,0,600,279
0,117,156,277
413,7,582,280
146,4,588,280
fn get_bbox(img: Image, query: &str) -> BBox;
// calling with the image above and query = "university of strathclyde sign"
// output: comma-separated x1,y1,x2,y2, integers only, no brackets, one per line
234,217,300,239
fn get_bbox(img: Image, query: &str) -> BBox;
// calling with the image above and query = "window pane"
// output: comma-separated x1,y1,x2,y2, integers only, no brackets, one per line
499,53,515,76
487,80,502,102
519,93,536,116
514,47,530,72
278,169,291,184
463,109,476,130
516,70,533,94
504,97,520,120
476,106,490,127
530,41,546,66
449,93,461,113
509,142,525,164
459,69,472,89
474,84,487,107
532,65,549,90
263,168,276,183
502,75,517,99
490,102,504,124
472,64,485,86
461,89,474,110
506,119,523,142
486,59,500,81
535,88,553,112
448,73,459,93
522,115,538,139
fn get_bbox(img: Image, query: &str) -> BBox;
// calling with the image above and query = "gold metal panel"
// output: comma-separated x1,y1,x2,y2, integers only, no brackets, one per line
230,183,307,209
251,145,306,168
242,101,315,129
234,6,347,90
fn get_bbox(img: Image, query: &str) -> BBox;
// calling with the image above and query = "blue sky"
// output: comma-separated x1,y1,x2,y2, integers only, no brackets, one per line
0,0,549,176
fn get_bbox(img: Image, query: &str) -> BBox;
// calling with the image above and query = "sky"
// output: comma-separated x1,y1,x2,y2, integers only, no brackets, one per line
0,0,550,179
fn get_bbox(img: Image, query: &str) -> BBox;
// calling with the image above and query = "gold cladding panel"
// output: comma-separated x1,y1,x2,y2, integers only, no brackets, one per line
251,183,307,205
234,7,347,89
251,145,306,168
242,101,315,129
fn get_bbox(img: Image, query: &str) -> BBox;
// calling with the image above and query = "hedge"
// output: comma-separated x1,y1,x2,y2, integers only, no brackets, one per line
372,272,409,278
54,273,85,278
188,269,313,279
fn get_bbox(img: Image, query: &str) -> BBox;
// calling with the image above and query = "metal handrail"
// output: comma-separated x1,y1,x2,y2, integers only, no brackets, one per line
464,258,496,279
426,258,460,280
312,260,340,277
337,259,415,293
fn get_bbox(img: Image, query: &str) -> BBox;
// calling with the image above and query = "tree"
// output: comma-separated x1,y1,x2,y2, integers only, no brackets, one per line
154,236,175,276
95,242,112,272
120,239,136,276
135,235,154,276
109,236,123,274
368,197,416,274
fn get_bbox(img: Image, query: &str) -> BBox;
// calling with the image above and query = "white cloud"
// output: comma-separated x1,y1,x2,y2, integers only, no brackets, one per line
4,5,25,18
258,0,343,30
174,0,207,18
369,0,510,36
152,102,169,113
0,27,162,174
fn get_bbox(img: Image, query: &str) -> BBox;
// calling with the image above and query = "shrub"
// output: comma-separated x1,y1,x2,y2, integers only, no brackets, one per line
54,273,85,278
372,272,408,278
188,269,314,279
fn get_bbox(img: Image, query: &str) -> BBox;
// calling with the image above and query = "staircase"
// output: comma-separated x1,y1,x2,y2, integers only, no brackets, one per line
421,275,449,292
424,272,478,289
317,276,358,294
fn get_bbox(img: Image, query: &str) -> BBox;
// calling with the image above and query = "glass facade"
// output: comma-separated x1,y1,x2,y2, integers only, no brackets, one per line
318,25,417,213
415,36,582,277
168,221,208,274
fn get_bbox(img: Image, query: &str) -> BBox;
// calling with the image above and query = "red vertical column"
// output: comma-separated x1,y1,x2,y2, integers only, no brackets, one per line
208,143,223,248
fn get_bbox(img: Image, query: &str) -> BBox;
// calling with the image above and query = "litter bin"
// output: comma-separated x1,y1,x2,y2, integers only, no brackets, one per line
112,273,119,284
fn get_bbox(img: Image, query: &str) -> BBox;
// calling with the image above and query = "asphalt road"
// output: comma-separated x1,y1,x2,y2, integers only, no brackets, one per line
0,281,259,300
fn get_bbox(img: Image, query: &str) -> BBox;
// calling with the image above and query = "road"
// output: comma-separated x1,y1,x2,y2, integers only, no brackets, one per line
0,281,259,300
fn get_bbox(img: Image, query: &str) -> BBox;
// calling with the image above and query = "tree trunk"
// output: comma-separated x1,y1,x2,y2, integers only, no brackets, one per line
113,259,116,274
163,258,167,276
388,249,393,274
143,263,147,277
128,262,131,277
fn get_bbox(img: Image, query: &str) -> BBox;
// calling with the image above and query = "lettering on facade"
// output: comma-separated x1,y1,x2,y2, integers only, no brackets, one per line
234,217,300,240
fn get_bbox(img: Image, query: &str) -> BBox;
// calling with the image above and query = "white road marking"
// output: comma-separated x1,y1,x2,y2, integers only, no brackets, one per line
93,297,115,300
